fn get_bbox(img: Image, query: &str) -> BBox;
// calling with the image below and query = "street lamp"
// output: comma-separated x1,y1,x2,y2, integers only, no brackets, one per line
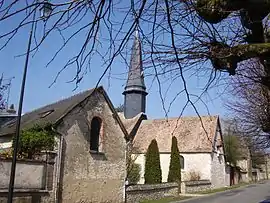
40,0,53,21
7,1,53,203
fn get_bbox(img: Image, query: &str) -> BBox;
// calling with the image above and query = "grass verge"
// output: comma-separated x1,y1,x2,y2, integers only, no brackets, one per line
140,196,192,203
195,182,251,194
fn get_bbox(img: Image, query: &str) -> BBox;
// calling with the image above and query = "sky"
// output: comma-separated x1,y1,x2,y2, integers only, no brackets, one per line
0,1,233,120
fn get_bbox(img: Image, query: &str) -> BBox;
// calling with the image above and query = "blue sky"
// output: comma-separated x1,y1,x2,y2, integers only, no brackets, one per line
0,1,232,119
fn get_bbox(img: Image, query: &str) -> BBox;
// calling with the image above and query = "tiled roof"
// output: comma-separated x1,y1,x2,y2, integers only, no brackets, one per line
133,115,219,153
0,87,98,136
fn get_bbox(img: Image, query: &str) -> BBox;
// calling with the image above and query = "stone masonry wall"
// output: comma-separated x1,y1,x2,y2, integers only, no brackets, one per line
126,183,179,203
211,127,227,188
0,190,53,203
181,180,211,194
57,90,126,203
0,154,56,203
0,160,46,189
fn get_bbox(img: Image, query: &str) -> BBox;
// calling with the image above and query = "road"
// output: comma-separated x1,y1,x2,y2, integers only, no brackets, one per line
177,181,270,203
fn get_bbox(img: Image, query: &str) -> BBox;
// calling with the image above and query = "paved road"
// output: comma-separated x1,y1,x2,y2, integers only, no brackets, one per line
177,181,270,203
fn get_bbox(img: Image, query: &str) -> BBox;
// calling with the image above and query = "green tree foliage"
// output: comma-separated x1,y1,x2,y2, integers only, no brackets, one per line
127,163,141,184
224,135,242,166
144,139,162,184
167,136,181,182
13,124,56,159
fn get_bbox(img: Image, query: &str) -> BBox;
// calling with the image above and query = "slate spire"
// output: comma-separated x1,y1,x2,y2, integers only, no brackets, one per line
123,29,148,119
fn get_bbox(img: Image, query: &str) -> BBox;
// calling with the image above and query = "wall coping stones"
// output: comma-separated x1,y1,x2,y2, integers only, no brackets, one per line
126,182,178,192
0,189,49,194
184,180,211,186
126,182,179,203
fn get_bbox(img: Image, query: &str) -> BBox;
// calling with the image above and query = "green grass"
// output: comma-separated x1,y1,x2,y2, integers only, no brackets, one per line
140,196,191,203
196,182,251,194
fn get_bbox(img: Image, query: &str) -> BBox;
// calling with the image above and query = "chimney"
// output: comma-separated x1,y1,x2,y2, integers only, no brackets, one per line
6,104,16,115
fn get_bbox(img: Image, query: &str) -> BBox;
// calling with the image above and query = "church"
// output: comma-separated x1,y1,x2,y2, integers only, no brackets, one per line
0,31,229,203
118,31,228,188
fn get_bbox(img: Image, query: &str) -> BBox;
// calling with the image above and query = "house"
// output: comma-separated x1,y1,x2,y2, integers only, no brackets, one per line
0,105,17,128
0,87,128,202
221,119,252,185
235,138,252,183
0,105,17,150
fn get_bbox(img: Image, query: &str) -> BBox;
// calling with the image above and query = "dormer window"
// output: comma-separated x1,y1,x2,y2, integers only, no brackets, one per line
40,109,54,118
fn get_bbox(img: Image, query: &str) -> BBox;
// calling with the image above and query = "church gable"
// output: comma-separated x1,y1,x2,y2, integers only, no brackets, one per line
55,87,128,154
212,117,225,156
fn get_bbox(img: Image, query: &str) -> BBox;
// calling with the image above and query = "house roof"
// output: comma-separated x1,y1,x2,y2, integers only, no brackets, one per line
0,86,128,138
133,115,220,153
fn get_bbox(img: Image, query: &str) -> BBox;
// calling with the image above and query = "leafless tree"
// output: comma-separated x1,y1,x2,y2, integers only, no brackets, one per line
2,0,270,117
225,60,270,150
0,73,13,111
223,118,267,171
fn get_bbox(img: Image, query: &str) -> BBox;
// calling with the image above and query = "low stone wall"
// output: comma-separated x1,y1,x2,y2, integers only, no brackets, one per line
0,190,52,203
0,153,56,203
181,180,211,194
126,182,179,203
0,154,55,190
0,160,47,189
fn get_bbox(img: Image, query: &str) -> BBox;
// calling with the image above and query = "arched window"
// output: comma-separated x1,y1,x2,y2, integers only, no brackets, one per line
90,117,102,152
180,155,184,170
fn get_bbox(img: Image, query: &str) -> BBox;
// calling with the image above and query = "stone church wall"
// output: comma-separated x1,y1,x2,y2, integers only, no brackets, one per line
57,91,126,203
211,128,228,188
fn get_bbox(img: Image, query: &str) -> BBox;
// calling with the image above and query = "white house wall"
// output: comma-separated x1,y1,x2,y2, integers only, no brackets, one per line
133,154,145,184
179,153,212,181
133,152,212,184
237,159,249,182
0,137,12,150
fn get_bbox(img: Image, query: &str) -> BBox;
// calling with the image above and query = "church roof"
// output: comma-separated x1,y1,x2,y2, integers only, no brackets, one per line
0,88,97,136
0,87,128,138
133,115,220,153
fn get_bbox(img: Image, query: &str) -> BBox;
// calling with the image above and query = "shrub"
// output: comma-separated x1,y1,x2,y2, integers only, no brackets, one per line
188,170,201,181
13,124,56,159
144,139,162,184
127,163,141,184
167,136,181,182
0,148,13,159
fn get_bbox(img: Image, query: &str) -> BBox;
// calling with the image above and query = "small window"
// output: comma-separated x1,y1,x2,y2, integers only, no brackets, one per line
180,155,184,170
90,117,102,152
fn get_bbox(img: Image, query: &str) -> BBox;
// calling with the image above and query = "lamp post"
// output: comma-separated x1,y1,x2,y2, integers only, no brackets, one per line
7,1,53,203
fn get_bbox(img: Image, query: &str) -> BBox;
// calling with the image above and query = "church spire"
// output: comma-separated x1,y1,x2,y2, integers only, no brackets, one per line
125,28,146,92
123,29,148,119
